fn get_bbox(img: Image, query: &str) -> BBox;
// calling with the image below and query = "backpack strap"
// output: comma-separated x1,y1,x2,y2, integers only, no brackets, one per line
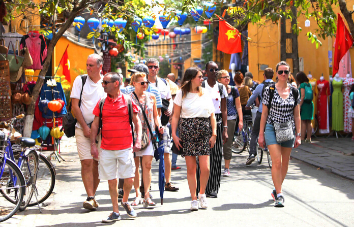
201,80,205,88
218,83,224,97
290,86,299,108
98,97,106,139
160,78,168,85
124,94,135,145
267,84,275,114
68,75,87,112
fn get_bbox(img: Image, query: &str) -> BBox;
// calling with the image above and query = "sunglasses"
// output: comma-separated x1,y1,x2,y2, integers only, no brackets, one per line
148,66,159,69
221,76,230,79
102,80,115,85
209,68,219,72
277,70,290,75
139,81,150,85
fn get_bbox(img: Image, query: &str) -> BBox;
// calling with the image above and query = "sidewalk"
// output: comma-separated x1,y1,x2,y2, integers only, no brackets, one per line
291,137,354,181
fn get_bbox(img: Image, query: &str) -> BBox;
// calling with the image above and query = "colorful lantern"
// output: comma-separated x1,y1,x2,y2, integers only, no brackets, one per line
73,16,85,41
137,32,145,39
184,28,191,35
114,18,127,33
39,99,49,114
152,34,159,40
191,7,203,22
176,10,187,26
180,28,186,35
161,29,169,36
109,48,119,57
195,26,204,34
50,127,64,139
203,19,211,25
174,27,181,35
31,130,40,140
48,100,63,112
38,125,50,140
159,15,171,39
202,27,208,33
87,18,99,32
169,32,176,38
153,26,162,34
56,99,65,113
204,2,216,18
131,17,142,32
143,16,155,28
103,19,114,28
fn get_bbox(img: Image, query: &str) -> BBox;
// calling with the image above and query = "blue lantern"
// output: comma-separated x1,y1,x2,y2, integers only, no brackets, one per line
191,7,203,22
31,130,40,139
38,126,50,141
43,30,53,40
152,34,159,40
87,18,99,32
204,2,216,18
174,27,181,35
73,16,85,42
114,18,127,33
131,17,142,33
159,15,170,29
102,19,114,28
176,11,187,26
180,28,186,35
143,16,155,28
184,28,191,35
39,98,49,114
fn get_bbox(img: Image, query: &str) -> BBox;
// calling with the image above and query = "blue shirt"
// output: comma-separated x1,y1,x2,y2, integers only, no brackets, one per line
121,85,162,108
246,79,273,113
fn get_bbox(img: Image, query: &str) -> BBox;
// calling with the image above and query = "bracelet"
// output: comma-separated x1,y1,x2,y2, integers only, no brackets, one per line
223,126,228,128
212,134,217,137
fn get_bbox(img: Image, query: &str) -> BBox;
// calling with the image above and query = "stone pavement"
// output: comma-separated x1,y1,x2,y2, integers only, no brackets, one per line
291,137,354,181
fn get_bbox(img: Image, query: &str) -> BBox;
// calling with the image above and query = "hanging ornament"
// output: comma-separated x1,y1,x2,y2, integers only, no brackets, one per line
39,98,49,114
203,19,211,25
102,19,114,30
174,27,181,35
109,48,119,57
56,99,65,113
201,26,208,33
176,10,187,26
159,15,171,39
48,100,63,112
114,18,127,33
38,125,50,140
204,2,216,18
305,19,310,27
161,29,169,36
131,17,142,32
194,26,204,33
180,28,186,35
169,32,176,39
73,16,85,42
153,26,162,34
152,34,160,40
143,16,155,28
191,7,203,23
87,18,100,44
184,28,191,35
137,32,145,39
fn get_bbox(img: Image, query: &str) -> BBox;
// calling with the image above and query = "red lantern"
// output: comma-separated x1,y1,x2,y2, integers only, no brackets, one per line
153,27,162,34
169,32,176,38
161,29,169,36
137,32,145,39
109,48,119,57
203,19,210,25
56,99,65,113
116,43,124,53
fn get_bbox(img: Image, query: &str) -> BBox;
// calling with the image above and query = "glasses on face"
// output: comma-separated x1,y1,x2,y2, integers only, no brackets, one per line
278,70,289,75
221,76,230,79
148,66,159,69
209,68,219,72
102,80,114,85
86,64,96,67
139,81,150,85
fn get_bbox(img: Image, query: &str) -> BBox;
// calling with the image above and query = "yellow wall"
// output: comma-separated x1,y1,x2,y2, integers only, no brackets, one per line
54,37,94,86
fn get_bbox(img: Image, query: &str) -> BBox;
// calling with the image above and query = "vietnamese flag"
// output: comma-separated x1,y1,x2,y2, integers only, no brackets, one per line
217,19,242,54
333,14,353,76
60,47,71,82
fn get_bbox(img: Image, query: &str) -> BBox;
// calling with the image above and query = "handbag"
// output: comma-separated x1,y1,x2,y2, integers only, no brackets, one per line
0,39,8,54
172,140,183,155
273,121,294,143
0,41,24,72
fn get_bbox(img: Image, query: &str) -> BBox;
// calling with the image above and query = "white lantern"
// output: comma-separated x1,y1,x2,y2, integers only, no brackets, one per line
305,19,310,27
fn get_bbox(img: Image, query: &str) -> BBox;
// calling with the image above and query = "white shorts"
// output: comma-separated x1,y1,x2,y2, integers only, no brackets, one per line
98,147,136,180
135,142,153,157
75,127,101,161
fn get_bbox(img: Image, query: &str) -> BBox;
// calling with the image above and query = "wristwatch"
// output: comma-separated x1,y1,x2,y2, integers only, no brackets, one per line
296,133,301,137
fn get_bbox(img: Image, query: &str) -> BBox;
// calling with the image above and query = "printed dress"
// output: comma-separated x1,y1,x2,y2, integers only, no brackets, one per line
343,78,354,132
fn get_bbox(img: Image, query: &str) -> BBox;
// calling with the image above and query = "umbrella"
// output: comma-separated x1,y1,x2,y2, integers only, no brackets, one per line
158,140,165,205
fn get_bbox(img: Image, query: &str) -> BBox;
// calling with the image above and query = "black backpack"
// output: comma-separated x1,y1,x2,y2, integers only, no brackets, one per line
267,84,298,113
261,80,275,101
202,81,224,97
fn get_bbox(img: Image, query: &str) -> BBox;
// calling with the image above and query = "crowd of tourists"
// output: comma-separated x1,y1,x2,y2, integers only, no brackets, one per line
71,54,310,223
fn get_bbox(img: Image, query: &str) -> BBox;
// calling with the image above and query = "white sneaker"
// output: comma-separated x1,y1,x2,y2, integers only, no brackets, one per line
223,169,230,177
191,200,199,211
198,194,208,209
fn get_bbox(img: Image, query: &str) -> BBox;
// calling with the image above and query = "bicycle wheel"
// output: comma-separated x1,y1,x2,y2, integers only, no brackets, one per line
232,130,247,154
256,144,263,164
19,150,39,211
0,158,25,222
266,148,272,169
29,153,55,206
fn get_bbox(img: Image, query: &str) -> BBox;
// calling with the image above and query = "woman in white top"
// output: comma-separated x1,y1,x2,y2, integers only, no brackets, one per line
172,67,217,211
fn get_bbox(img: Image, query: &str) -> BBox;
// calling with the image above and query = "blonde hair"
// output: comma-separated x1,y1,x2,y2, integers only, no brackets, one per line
216,69,229,80
244,77,253,87
130,72,146,85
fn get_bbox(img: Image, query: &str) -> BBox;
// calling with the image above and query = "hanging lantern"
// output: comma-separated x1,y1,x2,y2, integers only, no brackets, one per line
194,26,203,33
131,17,142,32
152,34,160,40
31,130,40,140
114,18,127,33
48,100,63,112
109,48,119,57
73,16,85,41
201,26,208,33
102,19,114,29
137,32,145,39
38,125,50,140
191,7,203,23
184,28,191,35
203,19,211,25
39,99,49,114
169,32,176,38
50,127,64,139
159,15,171,39
161,29,169,36
153,26,162,34
305,19,310,27
176,10,187,26
204,2,216,19
87,18,100,32
143,16,155,28
174,27,181,35
56,99,65,113
180,28,186,35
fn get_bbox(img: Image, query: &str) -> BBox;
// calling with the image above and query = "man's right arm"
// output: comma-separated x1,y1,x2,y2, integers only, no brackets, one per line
246,84,262,107
72,98,91,137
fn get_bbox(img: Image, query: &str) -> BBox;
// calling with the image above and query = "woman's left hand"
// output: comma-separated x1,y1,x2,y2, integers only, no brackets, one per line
158,126,164,135
293,136,301,148
238,121,243,131
209,135,216,148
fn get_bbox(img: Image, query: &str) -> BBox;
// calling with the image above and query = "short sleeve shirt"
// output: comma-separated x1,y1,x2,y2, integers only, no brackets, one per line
262,85,300,128
121,85,162,109
149,77,172,100
70,75,106,127
93,93,139,150
227,86,240,120
204,81,227,114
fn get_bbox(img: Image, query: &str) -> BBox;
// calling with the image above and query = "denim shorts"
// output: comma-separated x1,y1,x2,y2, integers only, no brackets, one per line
264,123,294,148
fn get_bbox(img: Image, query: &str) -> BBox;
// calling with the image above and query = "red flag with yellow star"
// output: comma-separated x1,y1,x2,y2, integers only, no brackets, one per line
333,14,353,76
60,47,71,82
217,19,242,54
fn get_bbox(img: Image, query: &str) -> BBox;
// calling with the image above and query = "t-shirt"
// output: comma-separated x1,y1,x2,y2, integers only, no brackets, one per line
70,75,106,128
203,81,228,114
174,88,214,118
149,77,172,100
262,85,300,128
121,85,162,108
93,93,139,150
226,86,240,120
237,85,251,105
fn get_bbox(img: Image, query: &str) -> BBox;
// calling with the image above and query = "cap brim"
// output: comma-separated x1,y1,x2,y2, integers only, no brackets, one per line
128,69,138,73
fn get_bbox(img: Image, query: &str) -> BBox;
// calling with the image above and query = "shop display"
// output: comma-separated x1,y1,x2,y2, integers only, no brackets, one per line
343,74,354,132
317,77,330,134
20,31,47,70
0,59,12,119
332,75,344,131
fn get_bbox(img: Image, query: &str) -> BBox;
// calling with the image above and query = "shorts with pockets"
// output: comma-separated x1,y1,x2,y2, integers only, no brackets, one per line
264,123,295,148
75,127,101,161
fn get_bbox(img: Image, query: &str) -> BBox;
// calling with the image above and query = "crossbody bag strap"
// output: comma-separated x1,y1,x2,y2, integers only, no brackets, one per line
78,75,88,108
132,92,158,150
124,94,135,145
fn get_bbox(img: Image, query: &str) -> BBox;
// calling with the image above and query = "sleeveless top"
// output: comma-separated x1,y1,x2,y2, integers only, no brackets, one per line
131,92,155,140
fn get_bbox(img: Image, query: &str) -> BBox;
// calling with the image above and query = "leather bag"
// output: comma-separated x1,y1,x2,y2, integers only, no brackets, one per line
0,41,24,72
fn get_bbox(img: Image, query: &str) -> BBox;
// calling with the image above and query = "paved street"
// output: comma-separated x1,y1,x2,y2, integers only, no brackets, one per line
2,136,354,227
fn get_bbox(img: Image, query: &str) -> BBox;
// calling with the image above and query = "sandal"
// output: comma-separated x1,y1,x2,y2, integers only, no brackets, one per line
143,198,156,208
131,197,141,206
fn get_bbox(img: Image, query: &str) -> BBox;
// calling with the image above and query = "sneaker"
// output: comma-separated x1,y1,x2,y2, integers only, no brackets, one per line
274,196,285,207
191,200,199,211
171,166,181,170
143,198,156,208
198,194,208,209
165,182,179,191
131,197,141,206
83,199,97,211
246,154,256,165
271,189,277,201
102,212,121,223
121,201,137,218
118,189,124,199
223,169,230,177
